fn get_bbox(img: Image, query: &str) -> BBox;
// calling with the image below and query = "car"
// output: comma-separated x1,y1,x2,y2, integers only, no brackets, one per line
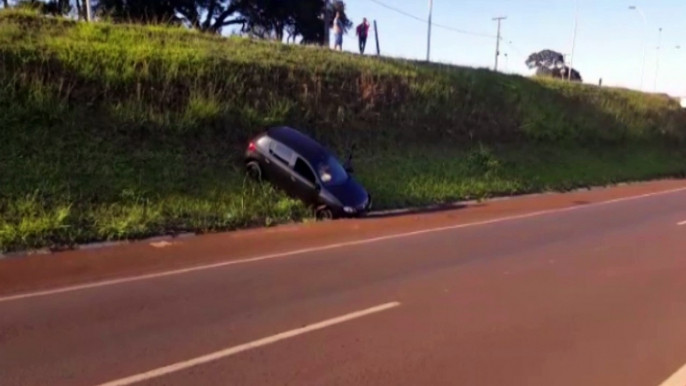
244,126,372,219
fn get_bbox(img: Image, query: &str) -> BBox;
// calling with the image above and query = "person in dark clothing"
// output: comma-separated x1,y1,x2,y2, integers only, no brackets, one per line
356,18,370,54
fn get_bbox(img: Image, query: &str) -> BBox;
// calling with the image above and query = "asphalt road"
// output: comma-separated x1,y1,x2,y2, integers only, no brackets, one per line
2,181,686,386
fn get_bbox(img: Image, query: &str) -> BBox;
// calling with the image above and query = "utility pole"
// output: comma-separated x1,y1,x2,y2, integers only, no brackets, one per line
426,0,433,61
629,6,647,91
654,27,663,92
568,0,579,81
85,0,92,21
492,17,506,71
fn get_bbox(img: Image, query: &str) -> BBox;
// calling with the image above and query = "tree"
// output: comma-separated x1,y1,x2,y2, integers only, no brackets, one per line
43,0,71,15
328,0,351,33
562,67,582,82
14,0,71,15
179,0,246,33
525,49,564,70
95,0,246,33
292,0,329,44
535,66,582,82
95,0,178,24
74,0,85,19
93,0,351,40
233,0,343,45
3,0,9,10
234,0,300,40
526,49,582,82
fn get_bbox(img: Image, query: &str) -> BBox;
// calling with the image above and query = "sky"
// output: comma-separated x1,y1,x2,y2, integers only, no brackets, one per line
339,0,686,96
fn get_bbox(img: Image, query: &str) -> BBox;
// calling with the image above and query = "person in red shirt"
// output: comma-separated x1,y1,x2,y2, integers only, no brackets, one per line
355,18,370,55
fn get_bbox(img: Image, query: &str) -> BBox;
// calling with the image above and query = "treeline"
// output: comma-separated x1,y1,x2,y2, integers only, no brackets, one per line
5,0,351,43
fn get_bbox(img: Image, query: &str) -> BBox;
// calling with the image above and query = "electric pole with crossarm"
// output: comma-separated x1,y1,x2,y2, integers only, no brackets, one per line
492,16,507,71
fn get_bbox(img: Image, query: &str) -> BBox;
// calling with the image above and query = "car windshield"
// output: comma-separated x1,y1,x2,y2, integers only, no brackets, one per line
317,156,348,186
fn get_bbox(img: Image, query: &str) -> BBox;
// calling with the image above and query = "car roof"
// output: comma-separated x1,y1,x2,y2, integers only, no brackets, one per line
267,126,331,164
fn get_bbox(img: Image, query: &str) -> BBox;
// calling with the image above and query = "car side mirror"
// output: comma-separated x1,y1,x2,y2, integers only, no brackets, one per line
314,183,321,192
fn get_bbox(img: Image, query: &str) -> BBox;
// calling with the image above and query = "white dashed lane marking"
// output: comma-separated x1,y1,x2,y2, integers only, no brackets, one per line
657,362,686,386
93,302,401,386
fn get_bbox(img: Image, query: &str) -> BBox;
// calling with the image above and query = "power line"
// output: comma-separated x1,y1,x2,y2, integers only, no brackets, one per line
367,0,497,39
503,38,525,57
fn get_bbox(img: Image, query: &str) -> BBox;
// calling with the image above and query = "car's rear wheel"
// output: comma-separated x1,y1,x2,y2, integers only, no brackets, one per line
316,207,335,221
246,161,262,181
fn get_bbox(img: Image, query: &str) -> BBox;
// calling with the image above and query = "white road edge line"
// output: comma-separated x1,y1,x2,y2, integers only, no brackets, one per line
2,186,686,304
657,363,686,386
93,301,401,386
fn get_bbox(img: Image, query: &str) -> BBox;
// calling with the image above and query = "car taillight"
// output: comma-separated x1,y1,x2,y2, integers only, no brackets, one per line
247,142,256,152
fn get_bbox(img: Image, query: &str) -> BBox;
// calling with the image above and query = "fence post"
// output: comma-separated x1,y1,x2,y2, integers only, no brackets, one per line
374,20,380,56
85,0,92,21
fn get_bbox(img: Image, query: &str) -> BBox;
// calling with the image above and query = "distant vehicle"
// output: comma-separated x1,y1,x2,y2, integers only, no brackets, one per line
244,126,372,219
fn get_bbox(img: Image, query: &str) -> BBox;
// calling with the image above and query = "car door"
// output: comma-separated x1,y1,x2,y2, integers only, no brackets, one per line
267,140,296,191
290,157,320,206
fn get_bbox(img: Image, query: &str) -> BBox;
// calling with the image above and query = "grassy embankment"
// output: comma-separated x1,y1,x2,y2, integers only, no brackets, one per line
1,10,685,252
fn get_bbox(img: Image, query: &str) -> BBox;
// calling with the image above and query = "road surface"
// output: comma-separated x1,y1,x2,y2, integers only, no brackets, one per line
2,180,686,386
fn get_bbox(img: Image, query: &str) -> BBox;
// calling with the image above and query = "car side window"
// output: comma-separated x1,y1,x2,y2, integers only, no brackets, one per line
293,158,317,185
270,142,293,165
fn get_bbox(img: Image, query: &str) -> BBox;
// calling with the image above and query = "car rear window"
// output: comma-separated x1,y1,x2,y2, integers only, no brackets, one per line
270,142,293,164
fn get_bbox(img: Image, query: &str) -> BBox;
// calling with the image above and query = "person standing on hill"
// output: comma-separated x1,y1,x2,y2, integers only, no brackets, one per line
332,12,344,51
356,18,370,54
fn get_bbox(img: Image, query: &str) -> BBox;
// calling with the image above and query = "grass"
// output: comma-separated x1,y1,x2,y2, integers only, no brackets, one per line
356,145,686,208
1,10,685,252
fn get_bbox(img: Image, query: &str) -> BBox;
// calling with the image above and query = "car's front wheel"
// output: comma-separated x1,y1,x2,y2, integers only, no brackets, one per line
245,160,263,181
316,207,335,221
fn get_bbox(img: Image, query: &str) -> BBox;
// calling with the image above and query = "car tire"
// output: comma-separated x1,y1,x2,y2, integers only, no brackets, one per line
316,207,335,221
246,161,262,181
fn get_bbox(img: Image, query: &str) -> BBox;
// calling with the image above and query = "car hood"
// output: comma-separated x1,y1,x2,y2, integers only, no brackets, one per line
324,178,369,208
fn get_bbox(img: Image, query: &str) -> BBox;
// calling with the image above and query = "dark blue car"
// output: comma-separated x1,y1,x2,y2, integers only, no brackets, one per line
245,127,372,219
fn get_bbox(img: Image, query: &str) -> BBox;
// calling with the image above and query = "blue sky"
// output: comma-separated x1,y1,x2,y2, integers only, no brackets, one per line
339,0,686,96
